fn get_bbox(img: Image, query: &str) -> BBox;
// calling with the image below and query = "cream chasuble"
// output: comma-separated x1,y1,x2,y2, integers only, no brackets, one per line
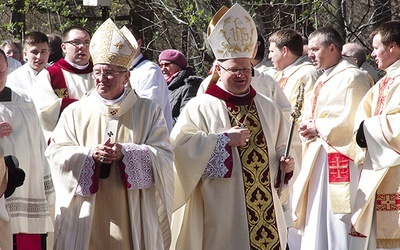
273,56,319,110
46,88,174,250
351,60,400,249
292,59,371,250
171,84,294,250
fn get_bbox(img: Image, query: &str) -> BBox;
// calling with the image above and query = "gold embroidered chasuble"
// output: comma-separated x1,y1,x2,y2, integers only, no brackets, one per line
226,97,279,250
170,84,291,250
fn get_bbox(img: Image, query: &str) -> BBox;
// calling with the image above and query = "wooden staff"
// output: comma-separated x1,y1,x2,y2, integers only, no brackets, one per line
277,82,305,197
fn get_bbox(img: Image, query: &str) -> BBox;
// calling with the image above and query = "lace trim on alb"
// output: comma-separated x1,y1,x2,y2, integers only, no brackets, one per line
121,144,154,190
203,133,230,178
75,152,95,196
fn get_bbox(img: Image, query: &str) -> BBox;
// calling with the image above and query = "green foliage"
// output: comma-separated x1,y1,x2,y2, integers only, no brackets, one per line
0,0,394,75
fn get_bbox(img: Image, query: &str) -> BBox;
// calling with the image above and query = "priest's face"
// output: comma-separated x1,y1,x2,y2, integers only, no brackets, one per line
216,58,252,95
62,29,91,66
0,52,7,92
93,64,130,100
268,42,285,71
371,33,396,70
308,35,338,70
24,42,49,72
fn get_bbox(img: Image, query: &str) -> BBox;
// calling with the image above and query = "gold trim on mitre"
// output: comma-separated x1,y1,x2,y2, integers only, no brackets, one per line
120,26,139,54
207,3,257,60
90,18,137,69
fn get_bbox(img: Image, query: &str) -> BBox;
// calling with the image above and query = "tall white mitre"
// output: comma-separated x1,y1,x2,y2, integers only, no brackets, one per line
90,18,138,69
207,3,257,60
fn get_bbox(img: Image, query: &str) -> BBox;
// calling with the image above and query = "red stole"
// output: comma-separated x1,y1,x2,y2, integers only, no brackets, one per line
46,58,93,113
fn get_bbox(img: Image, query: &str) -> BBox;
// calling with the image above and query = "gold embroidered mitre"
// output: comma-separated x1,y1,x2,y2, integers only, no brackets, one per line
207,3,257,59
90,18,137,69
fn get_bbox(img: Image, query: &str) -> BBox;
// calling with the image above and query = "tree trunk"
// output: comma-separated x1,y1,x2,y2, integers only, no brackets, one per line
10,0,25,39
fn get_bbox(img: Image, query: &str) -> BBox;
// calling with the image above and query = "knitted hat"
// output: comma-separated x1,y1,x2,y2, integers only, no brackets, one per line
158,49,188,69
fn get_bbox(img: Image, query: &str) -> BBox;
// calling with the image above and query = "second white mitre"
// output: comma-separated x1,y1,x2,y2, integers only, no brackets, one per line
207,3,258,60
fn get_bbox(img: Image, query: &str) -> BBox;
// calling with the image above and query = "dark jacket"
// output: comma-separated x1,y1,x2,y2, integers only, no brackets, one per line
168,67,202,123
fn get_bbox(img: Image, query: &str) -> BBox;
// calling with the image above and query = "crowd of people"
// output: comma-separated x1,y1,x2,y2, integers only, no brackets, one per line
0,2,398,250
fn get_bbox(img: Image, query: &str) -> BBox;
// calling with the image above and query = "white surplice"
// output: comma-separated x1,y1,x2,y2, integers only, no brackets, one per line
0,87,54,235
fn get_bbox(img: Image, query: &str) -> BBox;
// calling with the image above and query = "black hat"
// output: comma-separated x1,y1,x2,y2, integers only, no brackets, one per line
4,155,25,198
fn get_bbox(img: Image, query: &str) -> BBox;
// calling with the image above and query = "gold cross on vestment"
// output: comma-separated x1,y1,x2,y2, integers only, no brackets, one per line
114,41,124,50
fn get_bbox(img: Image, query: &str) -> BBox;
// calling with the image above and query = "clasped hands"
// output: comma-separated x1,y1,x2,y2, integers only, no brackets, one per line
0,122,12,138
299,119,319,140
93,138,123,164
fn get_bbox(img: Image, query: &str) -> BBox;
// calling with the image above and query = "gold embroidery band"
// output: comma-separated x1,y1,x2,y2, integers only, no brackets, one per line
328,152,351,214
229,101,280,250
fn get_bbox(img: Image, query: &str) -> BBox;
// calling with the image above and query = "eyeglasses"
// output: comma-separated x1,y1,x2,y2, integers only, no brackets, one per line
159,62,174,68
218,64,252,75
92,70,127,80
64,40,90,47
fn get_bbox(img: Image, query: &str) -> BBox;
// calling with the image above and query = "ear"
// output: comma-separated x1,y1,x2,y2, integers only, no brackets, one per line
61,43,67,53
329,43,336,53
282,46,288,55
388,41,397,51
123,71,131,84
215,64,222,76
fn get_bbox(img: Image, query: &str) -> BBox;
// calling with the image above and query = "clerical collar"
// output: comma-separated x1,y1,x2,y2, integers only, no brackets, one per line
282,56,302,75
96,87,129,105
130,53,143,68
206,82,256,105
64,59,90,70
26,65,40,77
385,59,400,76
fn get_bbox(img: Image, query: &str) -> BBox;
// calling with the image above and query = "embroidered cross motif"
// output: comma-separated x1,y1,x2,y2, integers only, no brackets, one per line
376,193,400,211
277,77,288,90
107,131,114,137
109,109,118,116
328,153,350,182
311,81,325,118
114,41,124,51
54,88,68,98
375,77,394,115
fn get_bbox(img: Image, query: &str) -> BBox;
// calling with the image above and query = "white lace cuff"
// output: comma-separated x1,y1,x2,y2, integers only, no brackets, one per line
203,133,231,178
121,143,154,190
75,150,95,196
